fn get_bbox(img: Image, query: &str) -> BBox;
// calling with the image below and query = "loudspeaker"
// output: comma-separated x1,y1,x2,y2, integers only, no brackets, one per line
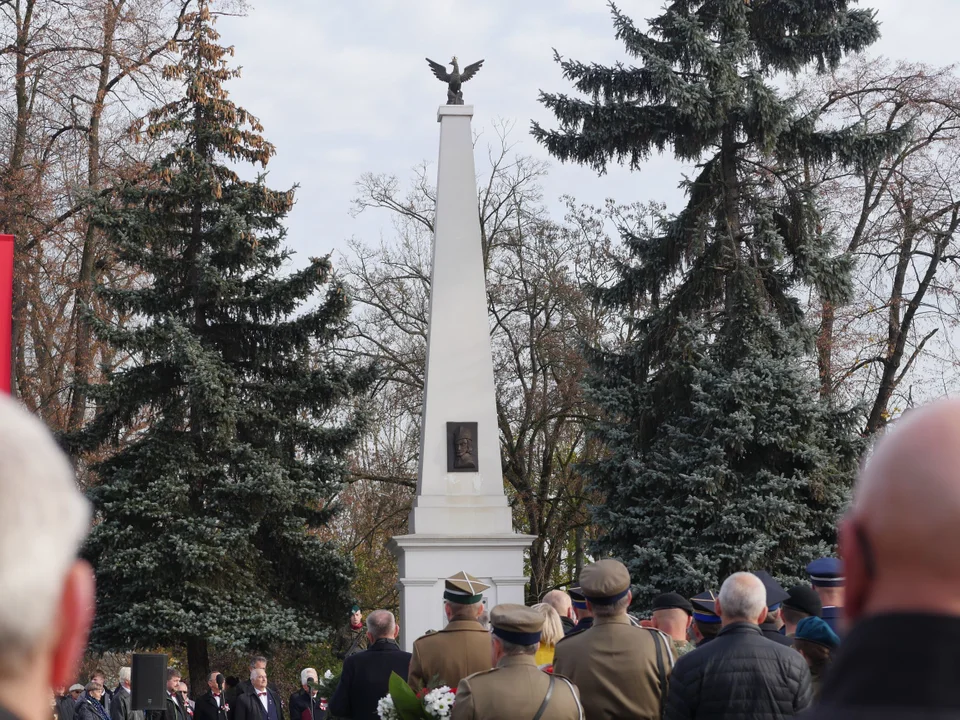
131,653,168,711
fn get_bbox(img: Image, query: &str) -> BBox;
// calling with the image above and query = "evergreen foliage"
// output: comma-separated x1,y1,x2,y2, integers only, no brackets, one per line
533,0,906,601
67,0,373,680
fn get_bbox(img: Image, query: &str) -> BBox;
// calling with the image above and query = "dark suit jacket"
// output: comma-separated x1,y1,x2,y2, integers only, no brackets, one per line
193,692,227,720
109,686,144,720
328,638,412,720
233,688,282,720
164,695,187,720
56,696,75,720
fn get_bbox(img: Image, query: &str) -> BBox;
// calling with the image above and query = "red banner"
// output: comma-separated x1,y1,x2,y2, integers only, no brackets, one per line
0,235,13,395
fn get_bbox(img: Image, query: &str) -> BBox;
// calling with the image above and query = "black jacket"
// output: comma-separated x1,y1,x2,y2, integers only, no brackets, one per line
665,622,812,720
76,696,110,720
560,615,576,635
109,686,144,720
801,614,960,720
328,638,412,720
760,618,793,647
193,692,228,720
286,690,321,720
233,688,282,720
56,696,76,720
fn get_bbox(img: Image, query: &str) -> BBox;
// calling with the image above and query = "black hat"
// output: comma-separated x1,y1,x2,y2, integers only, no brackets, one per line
652,592,694,616
782,585,822,618
750,570,790,609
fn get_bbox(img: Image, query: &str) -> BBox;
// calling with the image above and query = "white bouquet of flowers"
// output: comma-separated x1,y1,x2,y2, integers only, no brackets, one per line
421,687,455,719
377,672,458,720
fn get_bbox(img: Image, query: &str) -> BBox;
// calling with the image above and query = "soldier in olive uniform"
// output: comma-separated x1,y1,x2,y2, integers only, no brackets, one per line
334,605,369,660
452,604,583,720
650,592,696,657
553,560,674,720
407,572,494,693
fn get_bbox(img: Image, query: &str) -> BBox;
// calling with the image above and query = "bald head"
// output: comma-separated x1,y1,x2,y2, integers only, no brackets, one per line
843,399,960,620
541,590,573,620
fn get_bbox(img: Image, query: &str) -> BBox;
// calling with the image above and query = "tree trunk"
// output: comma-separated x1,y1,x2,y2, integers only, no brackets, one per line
68,0,123,430
186,636,211,699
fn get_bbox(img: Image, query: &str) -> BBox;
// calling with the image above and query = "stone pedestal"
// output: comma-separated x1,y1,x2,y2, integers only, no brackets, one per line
390,104,533,651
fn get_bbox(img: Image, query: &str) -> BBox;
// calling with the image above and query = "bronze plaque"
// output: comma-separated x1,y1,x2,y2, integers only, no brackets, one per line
447,422,478,472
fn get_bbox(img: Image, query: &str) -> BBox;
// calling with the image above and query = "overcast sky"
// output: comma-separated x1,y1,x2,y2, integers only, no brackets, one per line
217,1,959,269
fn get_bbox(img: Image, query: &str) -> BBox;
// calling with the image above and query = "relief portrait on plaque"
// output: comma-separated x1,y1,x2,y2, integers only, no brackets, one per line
447,422,478,472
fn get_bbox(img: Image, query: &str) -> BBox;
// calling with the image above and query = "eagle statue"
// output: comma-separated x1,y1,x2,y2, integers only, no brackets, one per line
426,56,484,105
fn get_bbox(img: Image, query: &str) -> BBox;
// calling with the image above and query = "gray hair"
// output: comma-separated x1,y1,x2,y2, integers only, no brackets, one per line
249,656,267,670
496,637,538,656
0,394,91,663
366,609,396,640
119,667,131,684
445,600,482,621
300,668,317,685
591,594,631,618
85,681,103,693
719,572,767,622
250,667,266,682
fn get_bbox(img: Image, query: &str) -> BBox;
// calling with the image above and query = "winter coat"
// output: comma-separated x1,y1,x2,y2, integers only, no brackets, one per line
664,622,812,720
800,613,960,720
76,695,111,720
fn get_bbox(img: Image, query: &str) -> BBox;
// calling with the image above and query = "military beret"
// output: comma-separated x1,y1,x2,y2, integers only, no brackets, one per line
652,592,694,616
579,559,631,605
443,571,490,605
350,604,360,613
568,586,588,610
690,590,721,624
782,585,822,618
490,603,544,645
806,557,844,588
751,570,790,609
795,615,840,649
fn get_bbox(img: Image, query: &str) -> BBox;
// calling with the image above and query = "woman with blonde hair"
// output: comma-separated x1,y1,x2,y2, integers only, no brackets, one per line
531,602,565,667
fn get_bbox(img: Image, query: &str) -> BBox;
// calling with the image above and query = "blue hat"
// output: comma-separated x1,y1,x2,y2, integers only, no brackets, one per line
795,616,840,649
751,570,790,610
806,557,844,588
568,587,588,610
690,590,721,624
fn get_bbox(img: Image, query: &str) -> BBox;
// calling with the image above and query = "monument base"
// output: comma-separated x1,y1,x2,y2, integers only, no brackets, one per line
389,533,535,651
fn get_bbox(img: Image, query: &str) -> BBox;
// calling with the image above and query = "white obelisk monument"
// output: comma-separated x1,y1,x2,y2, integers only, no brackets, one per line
389,102,534,651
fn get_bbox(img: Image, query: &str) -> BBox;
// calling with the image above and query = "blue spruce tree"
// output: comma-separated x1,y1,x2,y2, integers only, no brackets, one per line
533,1,906,601
65,0,373,688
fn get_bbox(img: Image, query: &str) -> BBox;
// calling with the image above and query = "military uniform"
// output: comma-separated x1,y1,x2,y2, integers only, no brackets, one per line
565,587,593,638
652,592,696,657
408,572,494,693
452,605,583,720
806,557,844,635
333,623,368,660
751,570,793,647
552,560,672,720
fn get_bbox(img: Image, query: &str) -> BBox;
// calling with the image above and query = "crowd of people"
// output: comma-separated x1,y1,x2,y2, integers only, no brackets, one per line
6,380,960,720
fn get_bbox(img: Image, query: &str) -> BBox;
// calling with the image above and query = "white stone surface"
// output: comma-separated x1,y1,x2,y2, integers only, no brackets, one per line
390,105,533,651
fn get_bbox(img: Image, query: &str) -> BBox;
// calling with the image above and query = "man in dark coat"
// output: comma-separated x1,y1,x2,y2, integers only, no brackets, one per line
233,669,281,720
540,590,577,635
193,673,228,720
802,400,960,719
565,587,593,637
76,684,111,720
329,610,412,720
287,669,320,720
163,671,186,720
55,688,76,720
109,669,142,720
665,572,812,720
751,570,793,647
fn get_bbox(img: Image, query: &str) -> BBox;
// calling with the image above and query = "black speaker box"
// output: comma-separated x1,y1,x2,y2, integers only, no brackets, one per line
131,653,168,711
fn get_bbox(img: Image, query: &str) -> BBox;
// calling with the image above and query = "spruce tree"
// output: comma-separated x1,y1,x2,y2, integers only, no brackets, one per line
67,1,373,687
533,1,905,601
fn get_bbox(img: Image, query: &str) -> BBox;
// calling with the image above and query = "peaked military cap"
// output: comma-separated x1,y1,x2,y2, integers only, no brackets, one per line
690,590,721,624
751,570,791,609
652,592,694,616
795,615,840,649
579,559,631,605
806,557,844,588
568,586,588,610
782,585,822,618
443,571,490,604
490,603,544,645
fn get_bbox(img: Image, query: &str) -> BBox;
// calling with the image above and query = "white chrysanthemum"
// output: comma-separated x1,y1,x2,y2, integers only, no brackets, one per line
323,670,334,680
376,694,398,720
